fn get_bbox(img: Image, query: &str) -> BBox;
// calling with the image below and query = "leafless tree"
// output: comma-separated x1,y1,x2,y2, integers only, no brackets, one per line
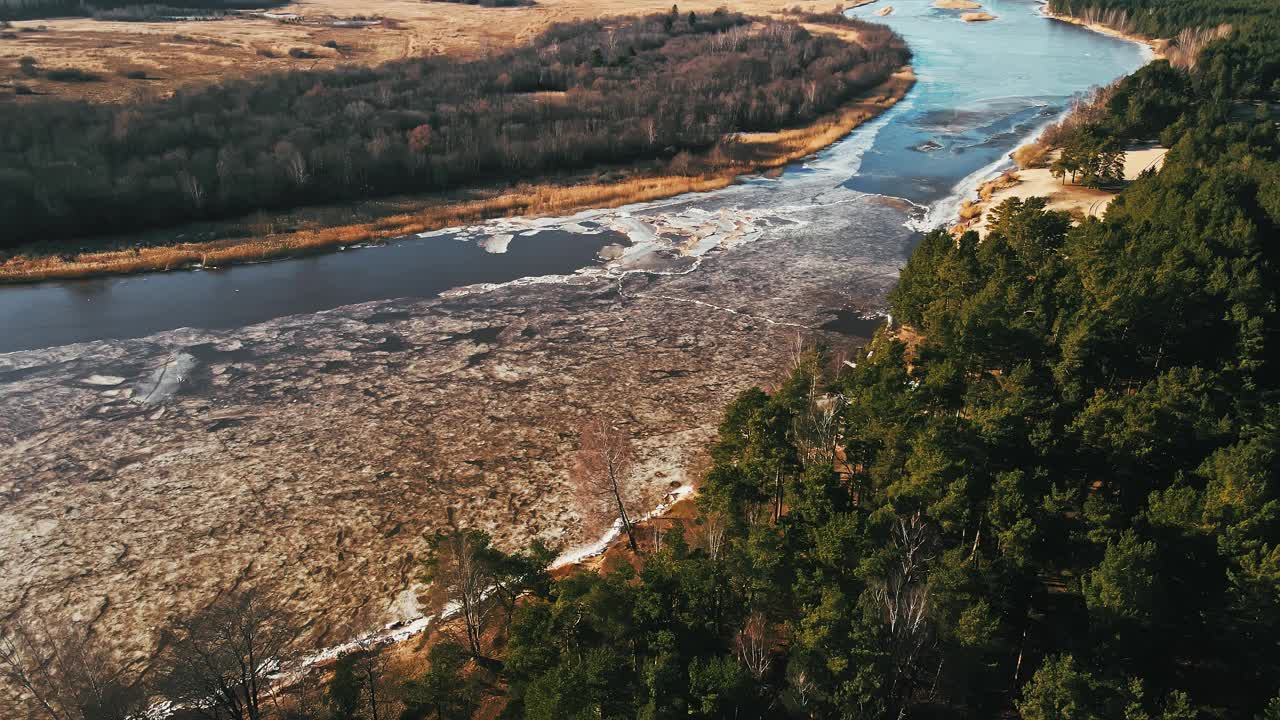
0,619,143,720
155,589,295,720
698,510,728,561
424,528,493,657
873,513,937,719
786,664,818,713
572,417,641,553
270,669,326,720
177,170,206,210
273,141,308,187
735,612,775,681
349,650,394,720
793,393,845,469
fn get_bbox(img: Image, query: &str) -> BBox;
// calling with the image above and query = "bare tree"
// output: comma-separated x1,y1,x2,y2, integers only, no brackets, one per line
698,510,728,561
793,393,844,469
155,589,295,720
786,664,818,713
734,612,775,681
325,648,396,720
424,528,494,658
0,620,143,720
572,417,641,553
873,513,937,719
350,650,394,720
271,669,327,720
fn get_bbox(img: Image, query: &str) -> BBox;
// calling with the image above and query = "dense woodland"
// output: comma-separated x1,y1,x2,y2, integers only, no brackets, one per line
0,11,908,249
1048,0,1280,38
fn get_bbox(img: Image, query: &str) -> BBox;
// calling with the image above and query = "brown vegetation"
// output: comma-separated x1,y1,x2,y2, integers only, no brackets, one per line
0,0,874,103
1012,141,1049,168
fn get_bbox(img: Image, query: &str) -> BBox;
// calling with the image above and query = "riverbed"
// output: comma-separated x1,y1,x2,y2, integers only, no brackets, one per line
0,0,1147,671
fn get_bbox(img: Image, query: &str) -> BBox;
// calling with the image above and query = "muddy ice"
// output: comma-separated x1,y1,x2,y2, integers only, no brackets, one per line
0,134,917,672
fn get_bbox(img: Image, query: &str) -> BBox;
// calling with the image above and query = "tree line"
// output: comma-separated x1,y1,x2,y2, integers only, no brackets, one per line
0,10,909,250
1048,0,1280,39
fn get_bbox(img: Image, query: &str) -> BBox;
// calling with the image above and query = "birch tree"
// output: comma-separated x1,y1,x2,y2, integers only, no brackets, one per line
573,417,641,553
874,513,937,718
424,529,493,658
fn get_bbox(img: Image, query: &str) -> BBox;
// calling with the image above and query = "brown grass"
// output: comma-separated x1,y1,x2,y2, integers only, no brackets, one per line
1012,142,1048,169
957,199,982,221
1,65,914,283
2,0,883,103
977,170,1019,201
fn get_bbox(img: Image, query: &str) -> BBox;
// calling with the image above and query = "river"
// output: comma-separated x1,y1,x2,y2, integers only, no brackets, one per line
0,0,1145,354
0,0,1146,674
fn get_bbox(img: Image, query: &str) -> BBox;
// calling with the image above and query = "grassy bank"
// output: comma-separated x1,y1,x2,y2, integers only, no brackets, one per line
0,66,914,284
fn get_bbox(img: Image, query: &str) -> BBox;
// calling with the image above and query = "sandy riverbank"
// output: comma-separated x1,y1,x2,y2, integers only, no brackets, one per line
959,145,1167,234
0,64,915,284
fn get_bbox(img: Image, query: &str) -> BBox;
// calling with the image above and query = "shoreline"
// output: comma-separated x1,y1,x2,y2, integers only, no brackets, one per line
144,484,700,720
1039,5,1165,59
1,65,915,286
942,4,1163,230
954,144,1166,235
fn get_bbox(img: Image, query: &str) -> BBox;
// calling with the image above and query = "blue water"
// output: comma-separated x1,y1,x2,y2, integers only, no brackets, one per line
844,0,1146,212
0,0,1147,354
0,230,615,353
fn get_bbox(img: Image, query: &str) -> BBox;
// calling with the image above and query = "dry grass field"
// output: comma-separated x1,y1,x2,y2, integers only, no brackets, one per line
0,0,862,102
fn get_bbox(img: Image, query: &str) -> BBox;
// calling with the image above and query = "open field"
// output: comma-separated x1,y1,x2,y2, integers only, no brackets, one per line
1,0,874,102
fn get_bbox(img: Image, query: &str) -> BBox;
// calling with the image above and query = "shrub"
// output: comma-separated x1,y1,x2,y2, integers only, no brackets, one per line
287,47,316,59
45,67,102,82
1012,142,1048,168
